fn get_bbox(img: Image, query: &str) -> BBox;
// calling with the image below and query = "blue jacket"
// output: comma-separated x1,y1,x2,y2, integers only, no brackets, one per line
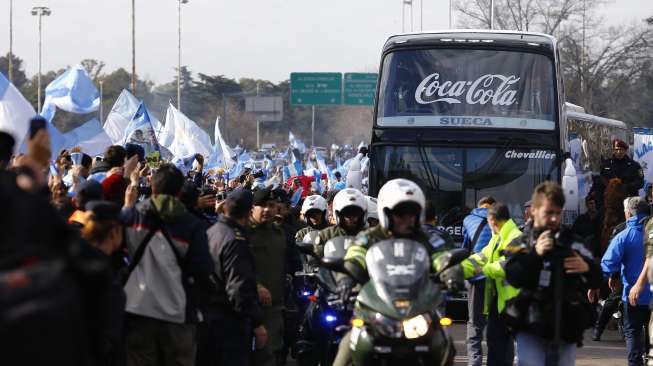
462,208,492,253
601,214,652,305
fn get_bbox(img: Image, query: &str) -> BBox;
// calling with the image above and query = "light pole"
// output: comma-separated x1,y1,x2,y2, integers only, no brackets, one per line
177,0,189,111
449,0,453,29
131,0,136,94
99,80,104,123
8,0,13,83
31,6,51,114
490,0,494,29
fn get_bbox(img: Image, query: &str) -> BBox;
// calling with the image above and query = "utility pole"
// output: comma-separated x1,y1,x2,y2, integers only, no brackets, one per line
490,0,494,29
131,0,136,94
8,0,13,83
31,6,52,114
177,0,189,111
99,80,104,123
449,0,453,29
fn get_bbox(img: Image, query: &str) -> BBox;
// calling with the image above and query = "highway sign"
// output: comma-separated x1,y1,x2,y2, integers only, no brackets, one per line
344,73,377,106
290,73,342,105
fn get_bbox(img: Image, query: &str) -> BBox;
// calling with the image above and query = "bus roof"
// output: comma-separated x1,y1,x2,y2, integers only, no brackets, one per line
383,29,556,53
567,110,628,129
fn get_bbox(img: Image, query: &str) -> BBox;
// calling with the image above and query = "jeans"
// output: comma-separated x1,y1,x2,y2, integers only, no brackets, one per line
515,332,576,366
487,302,514,366
196,311,253,366
466,281,487,366
624,304,650,366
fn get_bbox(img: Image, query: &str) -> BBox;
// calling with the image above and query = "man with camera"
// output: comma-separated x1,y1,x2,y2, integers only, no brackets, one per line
504,182,602,366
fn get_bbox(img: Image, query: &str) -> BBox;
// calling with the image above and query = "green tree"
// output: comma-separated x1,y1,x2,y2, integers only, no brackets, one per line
0,53,28,89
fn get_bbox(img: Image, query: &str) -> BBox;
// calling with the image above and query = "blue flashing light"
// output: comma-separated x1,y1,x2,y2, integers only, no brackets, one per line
302,291,312,297
325,314,337,323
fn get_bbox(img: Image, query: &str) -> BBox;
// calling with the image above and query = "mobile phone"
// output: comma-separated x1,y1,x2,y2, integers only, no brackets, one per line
216,192,226,201
29,117,47,139
70,152,83,166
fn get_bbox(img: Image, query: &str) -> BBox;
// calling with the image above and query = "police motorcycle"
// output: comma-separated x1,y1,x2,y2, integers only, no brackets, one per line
303,238,467,365
294,236,357,366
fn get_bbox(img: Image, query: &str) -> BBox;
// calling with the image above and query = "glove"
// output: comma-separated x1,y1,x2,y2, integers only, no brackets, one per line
337,276,354,305
439,265,464,293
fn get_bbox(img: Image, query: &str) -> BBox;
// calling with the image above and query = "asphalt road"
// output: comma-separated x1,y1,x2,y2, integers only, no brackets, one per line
447,323,628,366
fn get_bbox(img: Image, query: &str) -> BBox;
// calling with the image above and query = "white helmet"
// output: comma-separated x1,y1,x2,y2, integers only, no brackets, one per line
365,196,378,220
301,195,328,215
332,188,367,226
377,179,425,230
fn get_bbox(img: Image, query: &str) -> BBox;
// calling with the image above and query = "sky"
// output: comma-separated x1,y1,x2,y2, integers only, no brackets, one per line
2,0,652,85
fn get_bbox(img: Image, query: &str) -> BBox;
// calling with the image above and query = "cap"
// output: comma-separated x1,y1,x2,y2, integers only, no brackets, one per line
613,138,628,150
252,188,273,206
85,200,122,222
226,188,254,210
102,174,128,204
272,188,289,204
75,179,104,208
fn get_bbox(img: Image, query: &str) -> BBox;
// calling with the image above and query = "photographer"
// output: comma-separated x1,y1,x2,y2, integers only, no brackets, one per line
504,182,602,366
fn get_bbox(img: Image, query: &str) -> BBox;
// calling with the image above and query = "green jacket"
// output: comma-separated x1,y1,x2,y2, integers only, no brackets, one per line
460,218,521,314
313,225,351,257
248,219,287,306
344,226,445,281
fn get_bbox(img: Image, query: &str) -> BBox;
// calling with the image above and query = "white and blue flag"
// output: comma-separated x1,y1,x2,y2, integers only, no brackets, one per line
0,72,36,152
63,118,112,156
123,102,160,156
41,65,100,122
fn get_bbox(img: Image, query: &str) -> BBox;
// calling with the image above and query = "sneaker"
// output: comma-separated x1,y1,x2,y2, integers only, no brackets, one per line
592,328,601,342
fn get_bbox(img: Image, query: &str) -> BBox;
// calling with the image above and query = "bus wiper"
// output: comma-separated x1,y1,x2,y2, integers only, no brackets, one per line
416,135,438,190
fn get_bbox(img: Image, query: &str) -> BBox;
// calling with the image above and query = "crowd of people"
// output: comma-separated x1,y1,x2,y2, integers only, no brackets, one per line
2,116,653,366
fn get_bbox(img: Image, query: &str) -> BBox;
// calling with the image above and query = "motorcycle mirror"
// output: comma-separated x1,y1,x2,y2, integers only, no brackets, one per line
433,248,470,278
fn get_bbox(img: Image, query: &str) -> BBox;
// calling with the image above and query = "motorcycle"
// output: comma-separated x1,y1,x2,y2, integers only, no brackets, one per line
294,236,357,366
304,238,467,365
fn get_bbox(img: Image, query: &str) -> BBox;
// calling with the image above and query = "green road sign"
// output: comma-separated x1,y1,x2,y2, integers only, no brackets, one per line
344,73,377,106
290,72,342,105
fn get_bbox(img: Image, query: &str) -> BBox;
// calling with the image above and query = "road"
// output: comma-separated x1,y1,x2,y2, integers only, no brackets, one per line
447,323,628,366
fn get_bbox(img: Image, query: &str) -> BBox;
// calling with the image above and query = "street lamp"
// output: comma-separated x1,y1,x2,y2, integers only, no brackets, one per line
177,0,189,111
31,6,51,114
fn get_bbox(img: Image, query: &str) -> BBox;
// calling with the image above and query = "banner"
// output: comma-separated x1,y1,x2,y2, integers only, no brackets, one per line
123,102,161,157
633,130,653,196
163,104,212,159
104,89,163,145
0,72,35,152
206,116,235,170
41,65,100,122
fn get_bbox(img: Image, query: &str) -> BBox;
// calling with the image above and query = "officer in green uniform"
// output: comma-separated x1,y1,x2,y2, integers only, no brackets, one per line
295,194,329,243
313,188,368,257
333,179,450,366
249,188,288,366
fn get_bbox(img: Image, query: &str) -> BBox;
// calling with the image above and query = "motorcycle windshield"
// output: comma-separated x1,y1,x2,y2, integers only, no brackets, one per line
365,239,430,305
319,236,356,293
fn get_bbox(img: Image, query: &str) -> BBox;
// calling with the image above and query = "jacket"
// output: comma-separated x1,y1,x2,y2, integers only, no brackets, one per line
344,225,443,283
88,161,112,183
460,219,521,314
248,219,287,307
314,225,351,257
421,223,455,251
121,195,214,324
206,215,263,327
600,155,644,196
462,208,493,253
601,214,652,305
503,222,602,343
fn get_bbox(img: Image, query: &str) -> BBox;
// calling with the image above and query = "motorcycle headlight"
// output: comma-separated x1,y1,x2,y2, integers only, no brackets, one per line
372,312,403,339
402,314,431,339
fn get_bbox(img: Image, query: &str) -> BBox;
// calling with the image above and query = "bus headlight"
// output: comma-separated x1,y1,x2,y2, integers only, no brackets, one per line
403,314,431,339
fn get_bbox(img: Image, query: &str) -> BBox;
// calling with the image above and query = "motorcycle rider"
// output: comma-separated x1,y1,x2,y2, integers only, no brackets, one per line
295,194,330,243
333,179,451,366
313,189,368,257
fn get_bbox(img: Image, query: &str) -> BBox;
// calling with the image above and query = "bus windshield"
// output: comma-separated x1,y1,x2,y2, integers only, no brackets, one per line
377,48,556,130
372,145,558,240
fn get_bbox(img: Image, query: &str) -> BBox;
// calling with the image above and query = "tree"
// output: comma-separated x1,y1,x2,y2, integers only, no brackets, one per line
0,53,28,88
80,59,105,82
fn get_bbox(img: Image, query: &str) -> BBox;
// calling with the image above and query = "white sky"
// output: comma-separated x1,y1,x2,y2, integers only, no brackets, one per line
2,0,652,84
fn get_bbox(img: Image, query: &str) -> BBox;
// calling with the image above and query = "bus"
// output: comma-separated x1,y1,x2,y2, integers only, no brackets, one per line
369,30,567,242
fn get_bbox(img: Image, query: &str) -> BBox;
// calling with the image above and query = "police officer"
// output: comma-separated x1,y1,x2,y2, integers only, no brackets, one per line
249,188,289,366
198,189,268,366
295,195,329,242
601,138,644,197
504,182,602,366
333,179,449,366
313,188,368,257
